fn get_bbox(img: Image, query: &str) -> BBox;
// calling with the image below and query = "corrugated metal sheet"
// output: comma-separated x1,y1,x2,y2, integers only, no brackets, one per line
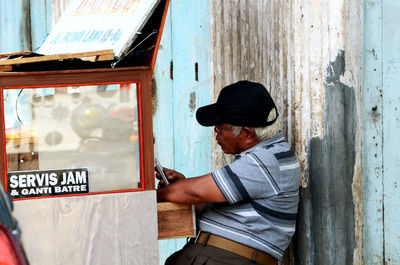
209,0,362,264
210,0,326,176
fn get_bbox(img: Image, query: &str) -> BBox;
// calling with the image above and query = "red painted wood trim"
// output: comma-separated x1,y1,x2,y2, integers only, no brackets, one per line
0,67,155,196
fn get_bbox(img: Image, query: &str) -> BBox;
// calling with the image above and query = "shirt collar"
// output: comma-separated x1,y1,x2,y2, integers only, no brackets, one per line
234,131,285,159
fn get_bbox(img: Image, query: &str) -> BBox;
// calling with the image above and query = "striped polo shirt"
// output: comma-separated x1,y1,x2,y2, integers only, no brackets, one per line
198,132,300,260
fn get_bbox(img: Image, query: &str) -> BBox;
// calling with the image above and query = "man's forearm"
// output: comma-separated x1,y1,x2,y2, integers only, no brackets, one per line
157,179,203,204
156,174,226,204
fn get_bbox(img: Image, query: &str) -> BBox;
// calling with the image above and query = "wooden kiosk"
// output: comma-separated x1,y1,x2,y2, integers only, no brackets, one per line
0,0,194,264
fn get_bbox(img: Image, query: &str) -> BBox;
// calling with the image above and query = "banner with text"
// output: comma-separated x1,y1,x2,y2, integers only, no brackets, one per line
37,0,160,58
8,168,89,199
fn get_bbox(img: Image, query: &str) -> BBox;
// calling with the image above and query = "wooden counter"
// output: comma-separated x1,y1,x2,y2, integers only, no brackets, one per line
157,202,196,240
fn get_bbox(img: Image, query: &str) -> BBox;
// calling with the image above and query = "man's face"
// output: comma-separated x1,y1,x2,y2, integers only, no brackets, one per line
214,124,243,155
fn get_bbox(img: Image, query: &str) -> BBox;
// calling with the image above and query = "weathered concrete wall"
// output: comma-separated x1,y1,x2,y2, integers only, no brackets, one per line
209,0,362,264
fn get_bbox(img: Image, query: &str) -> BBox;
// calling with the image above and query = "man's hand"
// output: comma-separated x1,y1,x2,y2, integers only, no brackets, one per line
155,167,186,188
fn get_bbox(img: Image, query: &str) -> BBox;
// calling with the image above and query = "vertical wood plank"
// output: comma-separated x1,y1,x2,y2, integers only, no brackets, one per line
30,0,52,51
382,0,400,263
153,4,174,183
141,70,155,190
362,0,384,264
0,0,31,52
154,1,212,264
152,5,183,264
0,90,5,186
171,0,211,176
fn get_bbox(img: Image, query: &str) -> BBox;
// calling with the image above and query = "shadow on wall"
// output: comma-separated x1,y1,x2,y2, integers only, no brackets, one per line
294,50,356,265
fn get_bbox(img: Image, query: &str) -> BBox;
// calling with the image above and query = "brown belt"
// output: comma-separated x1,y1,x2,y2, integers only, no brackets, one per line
194,232,277,265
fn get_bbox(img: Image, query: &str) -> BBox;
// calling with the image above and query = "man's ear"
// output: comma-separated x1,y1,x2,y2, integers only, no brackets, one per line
241,127,257,142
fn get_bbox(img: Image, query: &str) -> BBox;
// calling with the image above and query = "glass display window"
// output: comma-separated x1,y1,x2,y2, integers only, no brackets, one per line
0,67,154,199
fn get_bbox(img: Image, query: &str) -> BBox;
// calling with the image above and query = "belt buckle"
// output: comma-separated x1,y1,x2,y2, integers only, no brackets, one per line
194,230,201,243
194,231,210,246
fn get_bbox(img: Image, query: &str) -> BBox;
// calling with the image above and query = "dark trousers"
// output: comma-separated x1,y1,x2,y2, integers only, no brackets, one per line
165,242,266,265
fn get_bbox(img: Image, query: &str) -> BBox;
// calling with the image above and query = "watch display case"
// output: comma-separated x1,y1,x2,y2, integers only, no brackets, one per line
0,67,154,199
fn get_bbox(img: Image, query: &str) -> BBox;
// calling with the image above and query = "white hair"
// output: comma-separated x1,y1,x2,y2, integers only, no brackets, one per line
230,108,281,141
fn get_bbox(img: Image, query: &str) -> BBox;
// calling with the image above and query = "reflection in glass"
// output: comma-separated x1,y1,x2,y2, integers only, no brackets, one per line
4,83,140,193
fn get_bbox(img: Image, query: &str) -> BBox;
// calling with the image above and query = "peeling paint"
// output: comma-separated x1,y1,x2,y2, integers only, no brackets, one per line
151,78,158,115
367,49,379,60
371,106,382,123
295,51,356,265
188,92,196,112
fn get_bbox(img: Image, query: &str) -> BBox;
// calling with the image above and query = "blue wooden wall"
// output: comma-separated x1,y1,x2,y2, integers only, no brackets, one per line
381,1,400,262
30,0,52,51
0,0,31,52
363,0,400,264
153,1,211,264
0,0,51,53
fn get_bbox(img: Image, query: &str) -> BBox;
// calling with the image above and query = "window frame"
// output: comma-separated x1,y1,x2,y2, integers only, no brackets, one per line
0,66,155,199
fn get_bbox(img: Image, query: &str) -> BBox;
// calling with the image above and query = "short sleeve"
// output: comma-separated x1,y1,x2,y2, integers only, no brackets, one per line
211,151,281,205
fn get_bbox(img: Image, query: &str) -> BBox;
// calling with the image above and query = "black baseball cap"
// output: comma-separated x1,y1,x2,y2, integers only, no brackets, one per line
196,80,278,127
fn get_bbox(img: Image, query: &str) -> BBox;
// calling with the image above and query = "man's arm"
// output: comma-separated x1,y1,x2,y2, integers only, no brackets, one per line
157,173,226,204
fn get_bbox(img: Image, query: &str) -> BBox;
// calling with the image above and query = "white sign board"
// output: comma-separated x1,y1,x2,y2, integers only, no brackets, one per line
37,0,160,58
